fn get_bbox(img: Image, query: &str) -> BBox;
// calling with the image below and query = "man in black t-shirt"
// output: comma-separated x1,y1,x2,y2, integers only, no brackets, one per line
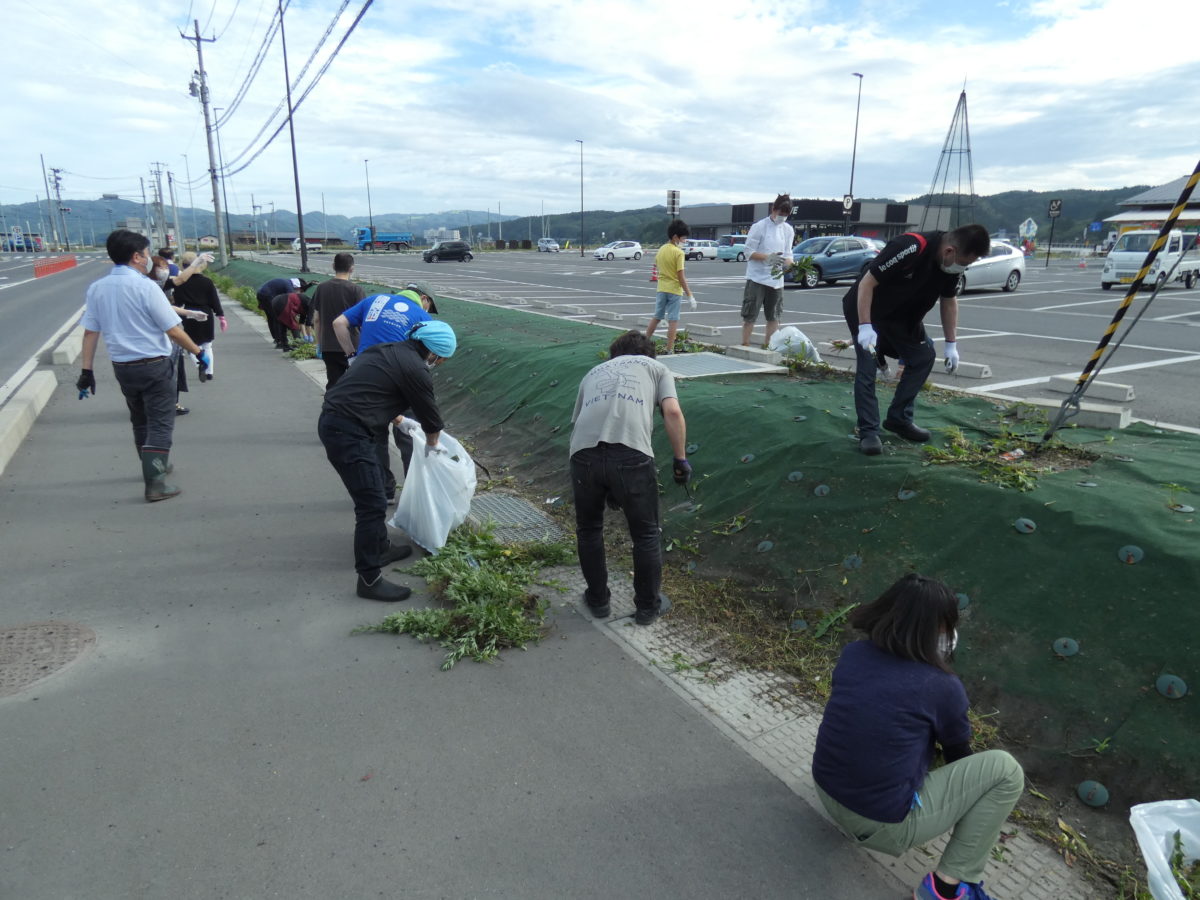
311,253,365,388
842,225,989,456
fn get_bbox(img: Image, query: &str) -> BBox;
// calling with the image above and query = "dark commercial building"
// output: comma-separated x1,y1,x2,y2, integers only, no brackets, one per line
681,199,952,242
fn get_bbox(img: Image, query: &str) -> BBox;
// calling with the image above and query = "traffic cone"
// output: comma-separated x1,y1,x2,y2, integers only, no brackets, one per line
1078,260,1087,269
650,265,658,282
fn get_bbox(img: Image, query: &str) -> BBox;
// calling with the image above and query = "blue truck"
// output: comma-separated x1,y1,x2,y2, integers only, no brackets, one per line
353,227,415,251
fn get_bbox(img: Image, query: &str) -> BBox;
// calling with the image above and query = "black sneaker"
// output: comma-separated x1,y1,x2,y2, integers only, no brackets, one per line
634,594,672,626
175,405,190,416
379,543,412,566
583,591,610,619
883,419,931,443
860,433,883,455
356,574,412,602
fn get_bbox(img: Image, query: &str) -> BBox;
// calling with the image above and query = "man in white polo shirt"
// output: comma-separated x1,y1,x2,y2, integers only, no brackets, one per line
77,229,211,502
740,194,795,348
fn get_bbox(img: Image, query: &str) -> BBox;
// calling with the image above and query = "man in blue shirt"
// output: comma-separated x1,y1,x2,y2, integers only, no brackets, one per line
77,229,211,502
332,282,439,500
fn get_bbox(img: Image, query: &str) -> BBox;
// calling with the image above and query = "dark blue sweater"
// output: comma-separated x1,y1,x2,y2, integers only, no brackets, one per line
812,640,971,823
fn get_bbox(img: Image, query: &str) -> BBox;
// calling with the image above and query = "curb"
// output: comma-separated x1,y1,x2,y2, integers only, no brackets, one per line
0,371,57,477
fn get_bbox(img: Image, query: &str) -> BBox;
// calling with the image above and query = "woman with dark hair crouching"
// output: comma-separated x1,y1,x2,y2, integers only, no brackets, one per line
811,573,1023,900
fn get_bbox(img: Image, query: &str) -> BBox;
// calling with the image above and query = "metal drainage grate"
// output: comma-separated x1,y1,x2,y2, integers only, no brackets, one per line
659,351,786,379
0,621,96,697
468,492,568,545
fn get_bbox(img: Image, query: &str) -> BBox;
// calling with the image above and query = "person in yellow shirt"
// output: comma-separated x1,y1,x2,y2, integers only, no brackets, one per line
646,219,695,354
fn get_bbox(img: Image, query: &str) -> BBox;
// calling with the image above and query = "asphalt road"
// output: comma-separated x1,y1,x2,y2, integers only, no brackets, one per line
266,248,1200,428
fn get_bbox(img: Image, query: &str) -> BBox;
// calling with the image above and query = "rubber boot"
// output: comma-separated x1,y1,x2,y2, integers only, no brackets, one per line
141,449,181,502
134,443,172,474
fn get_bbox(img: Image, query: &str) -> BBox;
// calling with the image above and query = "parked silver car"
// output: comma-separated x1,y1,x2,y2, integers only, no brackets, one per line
958,241,1025,293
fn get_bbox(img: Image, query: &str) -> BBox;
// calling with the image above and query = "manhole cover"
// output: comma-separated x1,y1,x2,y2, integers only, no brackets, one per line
467,492,568,544
0,622,96,697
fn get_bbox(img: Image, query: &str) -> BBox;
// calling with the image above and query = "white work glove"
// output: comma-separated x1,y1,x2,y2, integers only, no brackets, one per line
686,293,697,311
766,251,785,268
424,443,446,458
857,323,878,353
346,354,357,366
396,417,420,436
199,252,215,264
186,310,209,322
943,341,960,373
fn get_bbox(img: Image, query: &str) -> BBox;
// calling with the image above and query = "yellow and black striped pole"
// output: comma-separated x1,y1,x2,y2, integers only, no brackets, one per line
1039,157,1200,447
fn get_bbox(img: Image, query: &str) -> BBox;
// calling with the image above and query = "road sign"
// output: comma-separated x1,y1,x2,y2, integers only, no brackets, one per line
1089,221,1103,232
1048,198,1063,218
1018,217,1038,238
842,194,854,212
666,190,680,217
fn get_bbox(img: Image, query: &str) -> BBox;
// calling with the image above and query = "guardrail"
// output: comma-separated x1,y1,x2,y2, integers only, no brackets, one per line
33,256,77,277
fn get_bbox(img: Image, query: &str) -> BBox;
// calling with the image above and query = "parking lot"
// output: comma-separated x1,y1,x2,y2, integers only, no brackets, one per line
259,248,1200,427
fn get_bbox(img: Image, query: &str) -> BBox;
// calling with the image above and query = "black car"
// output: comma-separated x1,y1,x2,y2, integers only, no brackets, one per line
423,240,473,263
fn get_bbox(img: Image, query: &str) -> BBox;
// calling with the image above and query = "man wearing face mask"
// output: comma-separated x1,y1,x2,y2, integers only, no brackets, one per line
317,319,456,601
76,229,212,502
842,225,990,456
740,194,795,348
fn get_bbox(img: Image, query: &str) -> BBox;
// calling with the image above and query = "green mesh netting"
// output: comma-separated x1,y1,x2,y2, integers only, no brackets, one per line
222,259,1199,801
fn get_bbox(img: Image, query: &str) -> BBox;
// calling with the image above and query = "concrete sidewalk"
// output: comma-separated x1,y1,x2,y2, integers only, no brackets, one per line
0,303,898,898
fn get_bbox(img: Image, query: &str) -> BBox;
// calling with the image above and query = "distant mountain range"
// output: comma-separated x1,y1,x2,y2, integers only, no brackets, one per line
0,186,1151,247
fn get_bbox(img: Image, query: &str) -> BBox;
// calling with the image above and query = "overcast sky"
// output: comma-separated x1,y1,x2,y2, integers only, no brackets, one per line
3,0,1197,221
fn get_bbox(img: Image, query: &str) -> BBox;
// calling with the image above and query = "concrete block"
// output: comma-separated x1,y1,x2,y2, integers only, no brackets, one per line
529,300,555,309
592,310,623,321
727,345,782,365
1021,396,1132,429
940,359,991,379
0,370,57,477
1048,375,1135,402
556,305,587,314
684,323,721,336
50,324,86,365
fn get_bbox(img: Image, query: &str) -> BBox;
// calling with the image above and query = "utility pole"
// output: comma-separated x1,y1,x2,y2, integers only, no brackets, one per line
182,19,227,266
251,193,258,248
498,202,502,241
277,0,309,272
150,162,169,249
182,153,198,248
363,159,375,252
212,107,234,256
49,167,70,251
39,155,60,249
168,170,184,250
140,178,151,240
270,201,276,249
321,192,327,243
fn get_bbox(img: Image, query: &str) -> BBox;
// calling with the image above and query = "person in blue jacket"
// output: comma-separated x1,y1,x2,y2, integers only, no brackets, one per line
812,573,1023,900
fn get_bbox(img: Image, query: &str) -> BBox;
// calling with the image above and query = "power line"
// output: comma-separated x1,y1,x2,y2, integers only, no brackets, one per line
221,0,351,169
213,0,244,39
213,2,285,129
201,0,218,35
221,0,372,179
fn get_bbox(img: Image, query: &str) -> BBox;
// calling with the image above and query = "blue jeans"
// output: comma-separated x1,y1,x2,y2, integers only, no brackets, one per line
850,324,936,437
653,291,682,322
112,356,176,451
318,412,389,580
570,443,662,612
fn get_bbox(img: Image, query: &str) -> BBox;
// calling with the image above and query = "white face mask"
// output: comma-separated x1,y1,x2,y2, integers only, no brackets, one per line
938,629,959,658
771,214,787,225
141,252,154,274
941,252,967,275
153,269,169,284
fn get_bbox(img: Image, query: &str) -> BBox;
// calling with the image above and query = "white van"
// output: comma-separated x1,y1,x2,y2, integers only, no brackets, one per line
684,239,718,260
292,238,322,252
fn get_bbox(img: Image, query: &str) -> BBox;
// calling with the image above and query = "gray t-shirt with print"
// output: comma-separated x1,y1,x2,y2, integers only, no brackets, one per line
569,355,678,459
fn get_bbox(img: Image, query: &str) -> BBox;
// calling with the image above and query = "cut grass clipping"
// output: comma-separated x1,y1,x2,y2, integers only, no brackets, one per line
357,525,573,670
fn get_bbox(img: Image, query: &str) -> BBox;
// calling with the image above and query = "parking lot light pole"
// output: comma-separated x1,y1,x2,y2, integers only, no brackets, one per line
576,139,584,256
364,159,375,252
846,72,864,235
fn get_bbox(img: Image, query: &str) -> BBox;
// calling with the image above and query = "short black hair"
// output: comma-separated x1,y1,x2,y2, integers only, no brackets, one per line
609,330,656,360
773,194,793,215
948,224,990,258
848,573,960,672
107,229,150,265
298,279,318,293
667,219,690,240
157,248,174,260
333,252,354,274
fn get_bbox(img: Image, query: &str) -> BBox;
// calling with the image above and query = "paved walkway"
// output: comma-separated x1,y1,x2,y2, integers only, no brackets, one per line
1,301,900,898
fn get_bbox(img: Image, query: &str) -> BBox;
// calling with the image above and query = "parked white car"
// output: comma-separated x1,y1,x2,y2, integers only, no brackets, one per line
292,238,322,252
683,239,718,260
593,240,643,261
537,237,560,252
957,241,1025,293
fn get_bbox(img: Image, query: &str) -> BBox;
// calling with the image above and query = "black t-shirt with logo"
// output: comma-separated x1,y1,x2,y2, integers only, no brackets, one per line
842,231,958,330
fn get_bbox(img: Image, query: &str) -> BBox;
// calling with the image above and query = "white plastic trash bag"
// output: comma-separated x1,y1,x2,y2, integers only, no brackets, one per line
388,429,477,553
768,325,822,363
1129,799,1200,900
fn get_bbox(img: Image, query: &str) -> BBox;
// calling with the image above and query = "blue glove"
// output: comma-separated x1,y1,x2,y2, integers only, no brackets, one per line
196,349,213,373
673,458,692,484
315,344,323,360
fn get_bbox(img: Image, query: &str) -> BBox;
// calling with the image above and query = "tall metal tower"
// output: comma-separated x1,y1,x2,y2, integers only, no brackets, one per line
919,90,976,231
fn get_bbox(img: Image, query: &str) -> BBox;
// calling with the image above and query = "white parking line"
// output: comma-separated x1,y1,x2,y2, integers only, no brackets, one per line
967,354,1200,393
1033,298,1139,311
1150,311,1200,322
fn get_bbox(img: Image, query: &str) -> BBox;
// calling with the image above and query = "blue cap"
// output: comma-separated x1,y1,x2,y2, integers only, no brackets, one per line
409,320,456,358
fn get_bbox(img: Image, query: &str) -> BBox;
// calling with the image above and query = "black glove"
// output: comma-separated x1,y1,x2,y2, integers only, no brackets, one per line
76,369,96,398
672,458,692,485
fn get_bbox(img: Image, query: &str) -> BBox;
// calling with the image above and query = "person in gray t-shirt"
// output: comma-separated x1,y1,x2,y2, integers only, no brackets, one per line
569,331,691,626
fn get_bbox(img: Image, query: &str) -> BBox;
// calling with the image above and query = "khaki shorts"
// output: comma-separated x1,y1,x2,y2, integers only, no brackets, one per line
742,280,783,322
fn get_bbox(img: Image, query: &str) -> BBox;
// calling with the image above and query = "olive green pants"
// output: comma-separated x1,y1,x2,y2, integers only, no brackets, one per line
816,749,1023,882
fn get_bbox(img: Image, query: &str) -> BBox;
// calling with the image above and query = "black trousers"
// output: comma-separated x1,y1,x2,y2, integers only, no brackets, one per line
570,443,661,612
318,412,389,581
322,349,350,388
847,321,936,437
112,356,176,451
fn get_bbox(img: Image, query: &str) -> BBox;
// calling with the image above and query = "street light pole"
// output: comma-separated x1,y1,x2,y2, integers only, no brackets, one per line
576,139,584,256
364,158,375,252
846,72,864,235
277,0,309,272
213,106,234,256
